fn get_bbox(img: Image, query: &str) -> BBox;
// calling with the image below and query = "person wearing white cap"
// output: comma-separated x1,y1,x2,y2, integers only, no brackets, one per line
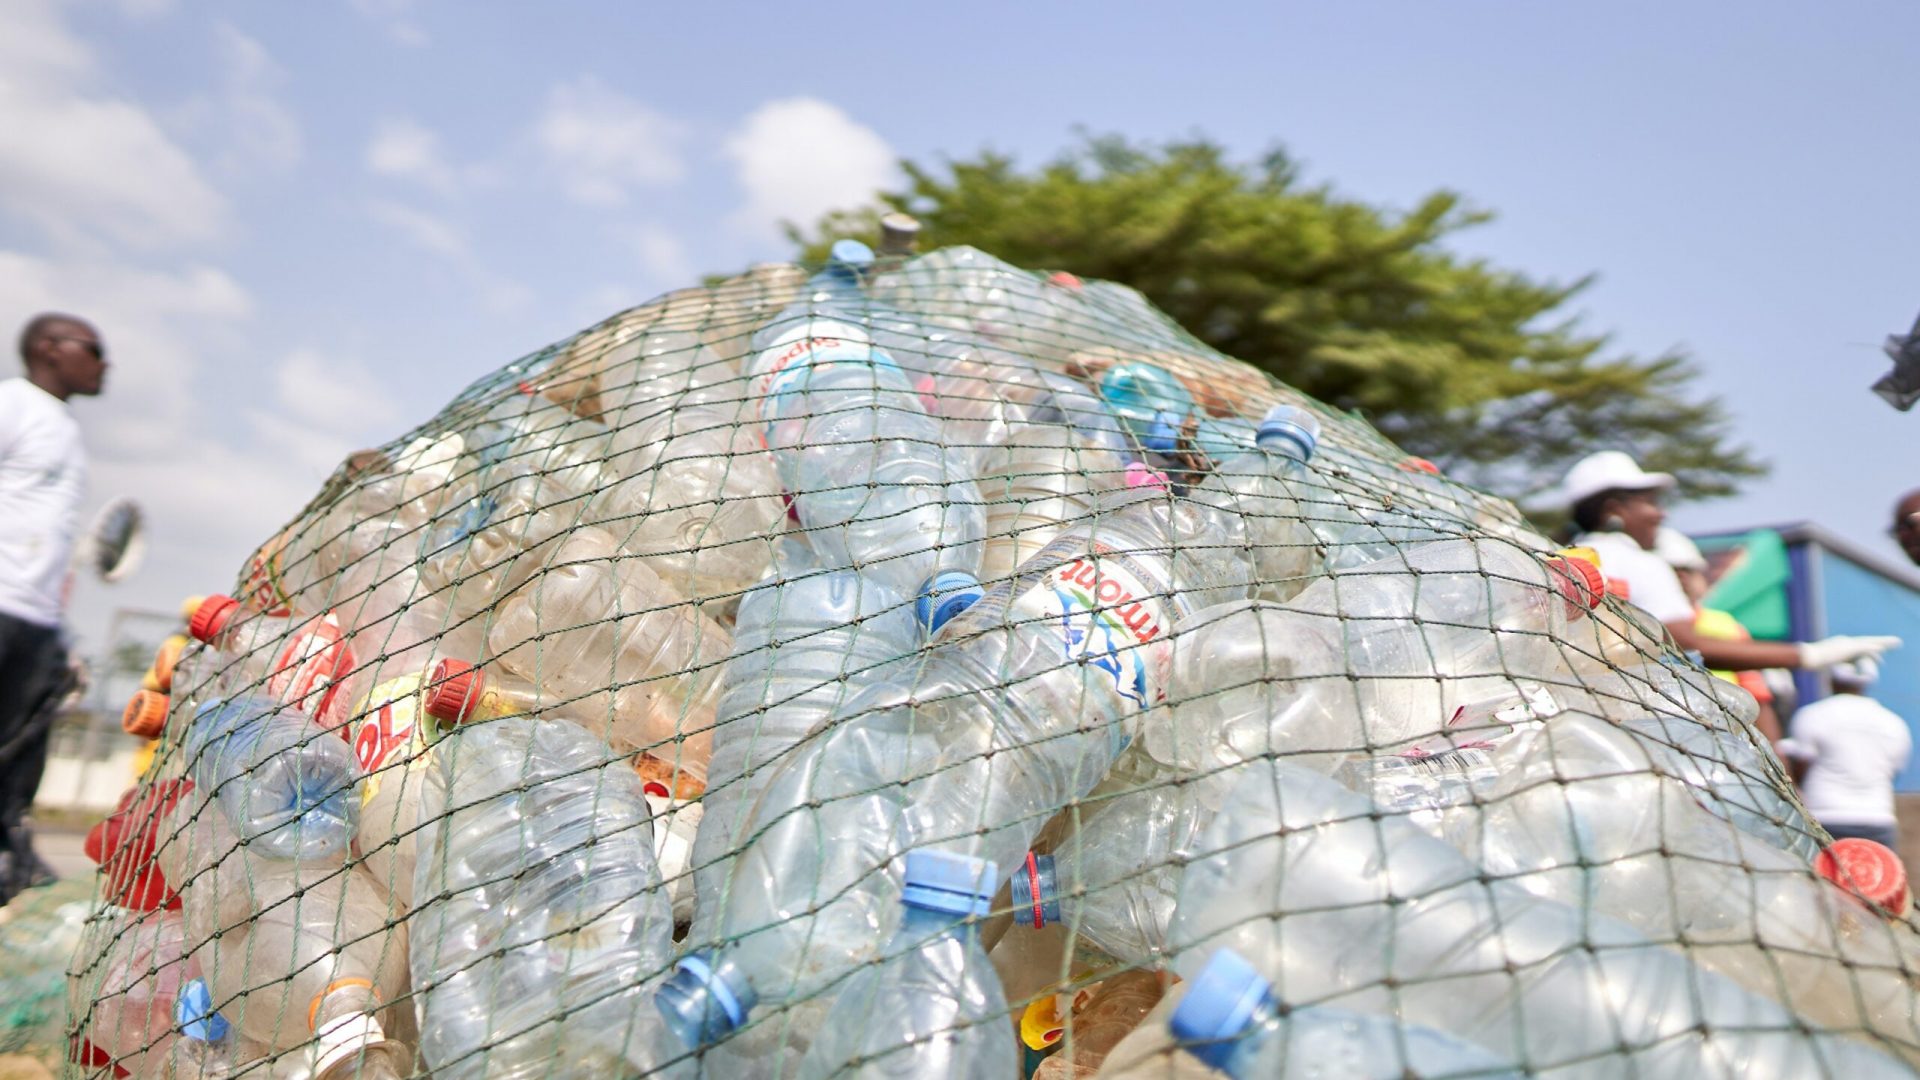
1656,525,1784,745
1777,659,1910,850
1537,450,1900,674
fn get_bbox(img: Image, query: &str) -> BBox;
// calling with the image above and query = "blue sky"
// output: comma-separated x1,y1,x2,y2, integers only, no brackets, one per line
6,0,1919,649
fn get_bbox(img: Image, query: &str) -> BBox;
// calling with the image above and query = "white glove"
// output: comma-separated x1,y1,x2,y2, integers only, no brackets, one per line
1798,635,1902,670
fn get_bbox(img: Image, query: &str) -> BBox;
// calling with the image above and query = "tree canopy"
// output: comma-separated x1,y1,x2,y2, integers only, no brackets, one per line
795,135,1762,502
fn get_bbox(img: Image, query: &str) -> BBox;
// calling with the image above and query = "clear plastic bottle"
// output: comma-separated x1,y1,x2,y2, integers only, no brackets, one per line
179,594,358,730
484,526,733,777
976,422,1128,584
346,668,444,909
1098,362,1194,453
1106,949,1521,1080
743,242,987,597
691,569,922,942
1167,757,1916,1078
410,716,680,1079
159,795,408,1067
1192,405,1324,601
1008,751,1247,969
794,851,1014,1080
600,391,782,602
161,979,255,1079
1467,714,1920,1064
1153,543,1603,770
660,482,1249,1067
67,907,196,1078
181,693,359,860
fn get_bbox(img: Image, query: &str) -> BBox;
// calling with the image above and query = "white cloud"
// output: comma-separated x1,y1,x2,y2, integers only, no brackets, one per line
366,117,458,194
348,0,428,46
723,98,895,242
536,77,683,206
367,198,467,257
201,23,303,173
0,0,226,249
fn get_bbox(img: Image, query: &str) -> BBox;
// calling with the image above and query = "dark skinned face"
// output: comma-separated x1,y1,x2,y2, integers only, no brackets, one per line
1894,492,1920,566
29,321,107,398
1606,488,1666,551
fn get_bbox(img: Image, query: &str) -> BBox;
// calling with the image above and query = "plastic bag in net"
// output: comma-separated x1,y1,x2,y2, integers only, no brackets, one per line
65,242,1920,1079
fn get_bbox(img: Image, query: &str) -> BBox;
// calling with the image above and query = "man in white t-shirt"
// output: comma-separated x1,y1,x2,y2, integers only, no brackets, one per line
0,312,107,903
1780,660,1912,849
1535,451,1899,676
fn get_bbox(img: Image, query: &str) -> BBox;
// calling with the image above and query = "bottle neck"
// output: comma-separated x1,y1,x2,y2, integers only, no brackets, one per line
897,902,974,940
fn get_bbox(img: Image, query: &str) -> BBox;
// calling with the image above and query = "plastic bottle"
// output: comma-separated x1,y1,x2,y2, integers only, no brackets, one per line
1107,950,1521,1080
179,594,358,730
1166,757,1915,1078
159,795,408,1069
161,979,257,1079
181,694,359,860
793,851,1015,1080
662,481,1249,1067
1098,363,1193,453
975,422,1128,583
346,667,446,909
410,716,680,1079
600,390,782,602
67,907,197,1079
1465,714,1920,1065
691,569,921,941
743,242,987,596
1153,543,1603,771
84,776,193,911
1192,405,1324,601
484,526,732,776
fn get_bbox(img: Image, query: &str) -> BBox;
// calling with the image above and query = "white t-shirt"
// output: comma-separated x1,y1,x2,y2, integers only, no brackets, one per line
1574,531,1693,624
0,378,86,627
1782,694,1912,826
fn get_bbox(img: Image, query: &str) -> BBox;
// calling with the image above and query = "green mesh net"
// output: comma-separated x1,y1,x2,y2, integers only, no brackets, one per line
61,243,1920,1080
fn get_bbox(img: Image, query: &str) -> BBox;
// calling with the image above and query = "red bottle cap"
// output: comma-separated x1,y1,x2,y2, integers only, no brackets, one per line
425,659,483,724
121,690,169,738
1817,838,1910,914
1046,271,1083,290
1543,555,1605,612
187,594,241,643
1399,457,1442,475
83,778,193,912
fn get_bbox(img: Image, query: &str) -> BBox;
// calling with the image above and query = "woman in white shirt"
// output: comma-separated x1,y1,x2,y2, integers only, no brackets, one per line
1780,661,1911,849
1541,451,1898,675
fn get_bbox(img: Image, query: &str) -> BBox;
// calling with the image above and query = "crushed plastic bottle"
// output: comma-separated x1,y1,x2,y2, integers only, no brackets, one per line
794,851,1014,1080
181,694,359,860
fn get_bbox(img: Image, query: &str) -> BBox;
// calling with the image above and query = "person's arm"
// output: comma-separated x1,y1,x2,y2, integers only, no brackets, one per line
1663,620,1901,672
1663,621,1803,670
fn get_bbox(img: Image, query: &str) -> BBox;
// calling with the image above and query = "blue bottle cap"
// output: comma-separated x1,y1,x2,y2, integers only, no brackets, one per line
659,951,756,1048
901,850,997,916
1142,412,1181,452
175,978,230,1043
1010,852,1060,928
1170,949,1272,1070
829,239,875,272
1256,405,1319,461
916,571,984,633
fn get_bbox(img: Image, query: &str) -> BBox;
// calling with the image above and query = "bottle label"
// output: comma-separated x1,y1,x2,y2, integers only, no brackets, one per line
267,615,356,729
351,675,429,805
244,536,294,618
980,538,1174,713
755,334,902,427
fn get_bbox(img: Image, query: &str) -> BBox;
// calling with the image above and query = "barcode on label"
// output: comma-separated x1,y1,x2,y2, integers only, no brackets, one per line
1407,747,1494,776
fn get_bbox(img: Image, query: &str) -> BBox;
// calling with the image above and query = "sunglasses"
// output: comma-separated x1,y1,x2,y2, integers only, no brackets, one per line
45,335,104,360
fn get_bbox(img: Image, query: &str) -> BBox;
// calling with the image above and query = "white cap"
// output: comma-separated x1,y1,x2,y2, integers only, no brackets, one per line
1532,451,1674,511
1654,526,1706,571
1834,657,1881,687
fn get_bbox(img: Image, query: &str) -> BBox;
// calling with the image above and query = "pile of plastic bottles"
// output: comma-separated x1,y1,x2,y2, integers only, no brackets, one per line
66,241,1920,1079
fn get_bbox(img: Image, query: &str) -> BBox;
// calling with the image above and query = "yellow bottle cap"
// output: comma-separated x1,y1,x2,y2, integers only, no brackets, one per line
1020,995,1066,1050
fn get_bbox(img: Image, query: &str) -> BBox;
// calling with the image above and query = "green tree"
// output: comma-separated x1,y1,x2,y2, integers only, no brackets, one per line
796,136,1762,501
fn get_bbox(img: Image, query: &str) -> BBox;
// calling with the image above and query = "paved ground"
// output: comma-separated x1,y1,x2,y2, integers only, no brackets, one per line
31,829,93,884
